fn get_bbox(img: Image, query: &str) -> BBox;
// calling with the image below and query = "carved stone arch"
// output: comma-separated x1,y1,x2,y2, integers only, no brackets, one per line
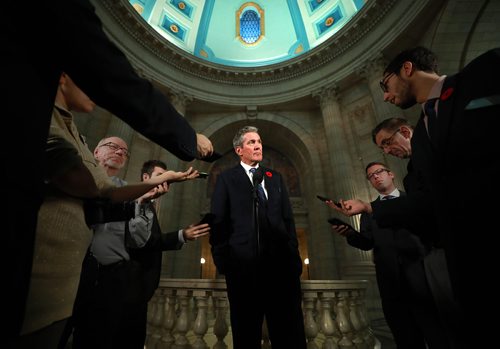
198,111,322,175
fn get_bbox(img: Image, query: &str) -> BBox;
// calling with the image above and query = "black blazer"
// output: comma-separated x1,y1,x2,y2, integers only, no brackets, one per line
5,0,197,336
430,48,500,300
129,206,182,302
345,194,426,299
210,165,301,275
370,157,437,248
371,49,500,319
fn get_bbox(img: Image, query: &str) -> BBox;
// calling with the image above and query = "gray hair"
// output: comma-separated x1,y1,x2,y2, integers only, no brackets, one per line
233,126,259,149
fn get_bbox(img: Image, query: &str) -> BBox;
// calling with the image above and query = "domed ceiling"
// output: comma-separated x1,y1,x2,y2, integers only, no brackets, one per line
129,0,366,67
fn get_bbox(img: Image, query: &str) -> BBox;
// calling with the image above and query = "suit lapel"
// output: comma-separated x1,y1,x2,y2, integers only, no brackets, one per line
232,165,253,192
260,167,276,202
436,75,458,154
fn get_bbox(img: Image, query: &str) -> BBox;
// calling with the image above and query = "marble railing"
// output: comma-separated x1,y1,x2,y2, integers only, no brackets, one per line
146,279,376,349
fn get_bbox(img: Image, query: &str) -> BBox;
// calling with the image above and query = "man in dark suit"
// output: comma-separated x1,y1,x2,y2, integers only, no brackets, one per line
125,160,210,348
330,162,449,348
340,47,500,347
71,158,210,349
377,47,500,342
210,126,306,349
334,116,460,347
2,0,213,342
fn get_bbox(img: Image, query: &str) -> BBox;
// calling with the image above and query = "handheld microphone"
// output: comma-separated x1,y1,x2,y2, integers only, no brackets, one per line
252,167,264,186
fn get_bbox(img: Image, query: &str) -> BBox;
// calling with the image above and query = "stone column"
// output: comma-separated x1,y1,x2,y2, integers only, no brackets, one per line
157,90,193,223
157,90,200,278
315,85,358,212
313,86,371,270
358,54,399,121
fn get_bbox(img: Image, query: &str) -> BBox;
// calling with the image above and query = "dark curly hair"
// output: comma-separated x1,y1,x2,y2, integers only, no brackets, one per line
384,46,439,76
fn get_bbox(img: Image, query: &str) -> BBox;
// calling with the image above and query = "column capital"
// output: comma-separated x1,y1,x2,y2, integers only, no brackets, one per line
312,84,340,108
356,53,387,81
169,90,194,114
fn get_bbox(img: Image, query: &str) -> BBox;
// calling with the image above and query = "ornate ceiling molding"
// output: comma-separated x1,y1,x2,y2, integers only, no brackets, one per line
95,0,435,104
100,0,396,86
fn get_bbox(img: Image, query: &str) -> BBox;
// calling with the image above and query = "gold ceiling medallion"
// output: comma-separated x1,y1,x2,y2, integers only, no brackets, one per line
325,16,334,27
132,3,144,14
170,24,179,33
178,2,186,10
295,44,304,54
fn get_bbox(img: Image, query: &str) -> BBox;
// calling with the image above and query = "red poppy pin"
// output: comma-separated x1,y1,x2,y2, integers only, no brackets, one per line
440,87,454,101
265,171,272,178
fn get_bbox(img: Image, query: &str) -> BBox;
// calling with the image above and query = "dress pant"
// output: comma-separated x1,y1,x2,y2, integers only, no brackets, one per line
402,259,452,349
225,241,306,349
424,248,463,348
72,255,146,349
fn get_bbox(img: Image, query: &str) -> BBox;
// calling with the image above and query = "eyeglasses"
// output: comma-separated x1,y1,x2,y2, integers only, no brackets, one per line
99,142,130,158
379,128,401,149
366,168,390,180
379,72,395,93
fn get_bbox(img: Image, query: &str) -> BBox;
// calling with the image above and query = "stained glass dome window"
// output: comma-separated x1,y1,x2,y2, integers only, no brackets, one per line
240,10,261,44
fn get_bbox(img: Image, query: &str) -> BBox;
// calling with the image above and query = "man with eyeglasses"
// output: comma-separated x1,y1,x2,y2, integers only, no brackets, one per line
333,45,500,349
16,74,200,348
94,137,131,174
328,162,449,348
69,139,210,348
331,115,463,347
3,1,214,342
378,47,500,346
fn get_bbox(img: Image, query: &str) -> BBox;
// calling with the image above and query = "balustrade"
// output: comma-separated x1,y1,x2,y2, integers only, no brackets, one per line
146,279,376,349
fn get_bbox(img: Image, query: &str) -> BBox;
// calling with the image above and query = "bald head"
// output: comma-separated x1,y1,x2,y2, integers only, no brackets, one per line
94,136,129,176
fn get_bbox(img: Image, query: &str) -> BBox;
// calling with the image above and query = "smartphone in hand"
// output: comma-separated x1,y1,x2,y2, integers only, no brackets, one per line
197,172,209,179
316,195,342,208
328,217,354,230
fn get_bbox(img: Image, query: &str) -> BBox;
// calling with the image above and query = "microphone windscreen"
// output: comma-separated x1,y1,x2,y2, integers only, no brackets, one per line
253,167,264,185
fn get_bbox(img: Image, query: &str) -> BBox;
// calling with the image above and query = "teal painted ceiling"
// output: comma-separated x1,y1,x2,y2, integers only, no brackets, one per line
129,0,366,67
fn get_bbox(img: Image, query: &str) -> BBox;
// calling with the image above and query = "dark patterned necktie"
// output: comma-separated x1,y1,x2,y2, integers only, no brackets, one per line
381,195,395,200
249,168,267,202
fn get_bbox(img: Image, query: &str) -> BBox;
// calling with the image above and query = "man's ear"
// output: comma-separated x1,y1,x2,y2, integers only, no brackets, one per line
402,61,414,77
142,173,150,181
235,147,243,156
399,125,412,139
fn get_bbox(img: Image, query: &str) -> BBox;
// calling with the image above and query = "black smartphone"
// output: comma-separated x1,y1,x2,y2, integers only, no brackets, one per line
199,152,222,163
328,217,353,230
198,172,209,179
316,195,342,208
198,213,216,225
